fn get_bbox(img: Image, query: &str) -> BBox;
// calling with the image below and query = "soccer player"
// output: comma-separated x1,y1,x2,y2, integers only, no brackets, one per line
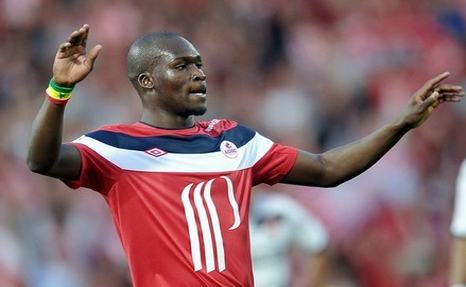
250,190,330,287
26,24,463,287
450,159,466,287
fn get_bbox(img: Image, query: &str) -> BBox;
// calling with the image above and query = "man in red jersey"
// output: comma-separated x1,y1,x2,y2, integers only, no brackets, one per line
27,24,463,287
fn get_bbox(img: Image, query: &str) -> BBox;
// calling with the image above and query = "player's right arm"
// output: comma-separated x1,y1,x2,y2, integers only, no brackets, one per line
27,24,101,180
27,100,80,179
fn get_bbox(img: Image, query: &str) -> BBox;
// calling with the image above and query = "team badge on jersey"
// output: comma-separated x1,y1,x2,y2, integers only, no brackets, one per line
220,141,238,158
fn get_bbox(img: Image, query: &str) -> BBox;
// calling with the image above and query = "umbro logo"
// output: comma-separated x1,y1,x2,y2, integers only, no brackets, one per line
145,147,167,157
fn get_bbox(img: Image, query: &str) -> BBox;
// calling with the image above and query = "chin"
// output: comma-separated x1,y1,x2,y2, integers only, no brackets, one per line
190,105,207,116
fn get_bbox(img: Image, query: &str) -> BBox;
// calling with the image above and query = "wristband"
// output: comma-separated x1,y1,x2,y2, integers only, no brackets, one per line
45,78,74,106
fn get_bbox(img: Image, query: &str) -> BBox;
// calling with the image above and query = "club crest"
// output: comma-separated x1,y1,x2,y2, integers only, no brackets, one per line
220,141,238,159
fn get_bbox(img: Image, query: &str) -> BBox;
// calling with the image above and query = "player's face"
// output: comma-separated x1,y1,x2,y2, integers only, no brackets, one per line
152,37,207,118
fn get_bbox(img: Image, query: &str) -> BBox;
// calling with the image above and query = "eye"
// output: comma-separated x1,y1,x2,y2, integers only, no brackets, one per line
176,63,187,70
195,63,203,69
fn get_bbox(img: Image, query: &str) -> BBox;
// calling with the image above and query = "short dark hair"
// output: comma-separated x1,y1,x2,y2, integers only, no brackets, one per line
126,31,183,90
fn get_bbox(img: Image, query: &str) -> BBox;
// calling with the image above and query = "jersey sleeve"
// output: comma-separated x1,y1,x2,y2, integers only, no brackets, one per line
451,159,466,237
252,139,298,186
63,142,121,194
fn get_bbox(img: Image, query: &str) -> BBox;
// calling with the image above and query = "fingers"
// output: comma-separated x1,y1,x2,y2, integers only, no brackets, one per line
420,87,463,113
85,45,103,68
58,42,72,53
416,72,465,104
435,83,464,102
416,91,440,112
66,24,90,48
56,24,94,57
438,92,464,102
418,71,450,100
435,83,463,93
77,24,90,47
428,71,450,86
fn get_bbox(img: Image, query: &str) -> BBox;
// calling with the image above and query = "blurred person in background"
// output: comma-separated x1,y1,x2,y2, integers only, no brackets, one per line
250,188,331,287
450,159,466,287
25,20,463,287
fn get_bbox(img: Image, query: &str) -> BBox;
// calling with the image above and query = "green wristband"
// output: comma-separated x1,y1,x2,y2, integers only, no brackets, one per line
49,78,75,93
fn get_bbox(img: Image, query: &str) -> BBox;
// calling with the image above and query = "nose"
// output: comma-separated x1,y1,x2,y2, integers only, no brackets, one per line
191,67,206,81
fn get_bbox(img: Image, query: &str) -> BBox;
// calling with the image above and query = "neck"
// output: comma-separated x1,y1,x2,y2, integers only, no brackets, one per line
140,111,195,129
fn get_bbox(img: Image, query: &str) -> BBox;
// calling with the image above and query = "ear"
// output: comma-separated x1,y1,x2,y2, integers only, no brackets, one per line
138,72,155,89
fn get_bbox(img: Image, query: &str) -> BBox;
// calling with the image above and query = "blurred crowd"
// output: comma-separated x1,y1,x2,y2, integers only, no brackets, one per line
1,0,466,286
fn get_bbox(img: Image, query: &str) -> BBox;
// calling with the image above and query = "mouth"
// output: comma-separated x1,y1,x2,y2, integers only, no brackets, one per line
189,92,206,98
189,86,207,97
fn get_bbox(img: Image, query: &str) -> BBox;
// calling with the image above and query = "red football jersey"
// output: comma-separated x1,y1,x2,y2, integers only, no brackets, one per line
65,119,298,287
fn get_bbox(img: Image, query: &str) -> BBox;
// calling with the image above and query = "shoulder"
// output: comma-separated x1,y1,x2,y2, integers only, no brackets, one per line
89,123,146,135
71,123,153,148
197,119,239,133
197,118,257,138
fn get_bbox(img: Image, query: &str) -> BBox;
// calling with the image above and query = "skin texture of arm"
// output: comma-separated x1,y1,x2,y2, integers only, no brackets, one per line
26,24,101,180
282,72,464,187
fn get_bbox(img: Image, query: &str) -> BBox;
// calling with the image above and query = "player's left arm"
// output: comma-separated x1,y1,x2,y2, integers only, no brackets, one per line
281,72,463,187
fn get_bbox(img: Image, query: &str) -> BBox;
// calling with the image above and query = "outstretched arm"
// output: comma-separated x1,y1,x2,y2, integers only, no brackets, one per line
27,24,102,180
282,72,464,187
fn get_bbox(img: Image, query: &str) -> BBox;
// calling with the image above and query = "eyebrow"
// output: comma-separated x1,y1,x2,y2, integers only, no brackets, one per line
172,55,203,63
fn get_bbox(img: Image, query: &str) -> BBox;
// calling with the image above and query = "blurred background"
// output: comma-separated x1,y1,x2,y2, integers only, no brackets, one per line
1,0,466,286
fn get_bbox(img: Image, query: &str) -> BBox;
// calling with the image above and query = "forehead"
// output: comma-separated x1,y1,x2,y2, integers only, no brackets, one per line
157,37,200,61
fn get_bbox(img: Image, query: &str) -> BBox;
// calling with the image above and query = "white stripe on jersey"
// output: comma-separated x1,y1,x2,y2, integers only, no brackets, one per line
72,132,274,173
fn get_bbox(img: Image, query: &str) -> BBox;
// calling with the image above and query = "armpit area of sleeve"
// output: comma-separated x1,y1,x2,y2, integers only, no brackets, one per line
62,142,89,189
62,142,120,193
253,144,298,186
59,143,83,189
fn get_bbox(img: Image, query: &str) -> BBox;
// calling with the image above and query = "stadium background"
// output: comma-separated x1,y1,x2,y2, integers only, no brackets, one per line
1,0,466,286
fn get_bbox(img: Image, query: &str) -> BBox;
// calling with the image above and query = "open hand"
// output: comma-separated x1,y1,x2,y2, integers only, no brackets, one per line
52,24,102,87
402,72,464,129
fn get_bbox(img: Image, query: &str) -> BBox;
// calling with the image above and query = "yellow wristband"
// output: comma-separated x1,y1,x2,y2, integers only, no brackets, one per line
45,79,74,106
46,86,72,101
